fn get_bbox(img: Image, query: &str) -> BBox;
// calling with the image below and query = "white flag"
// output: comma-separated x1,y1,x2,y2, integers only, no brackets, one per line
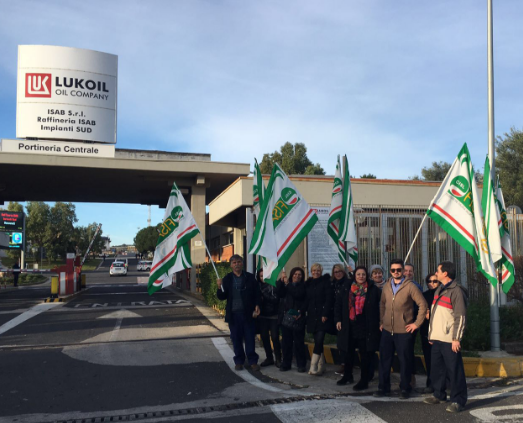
148,182,200,294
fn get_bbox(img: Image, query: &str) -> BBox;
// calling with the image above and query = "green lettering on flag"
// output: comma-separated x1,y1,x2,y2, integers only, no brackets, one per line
147,182,200,295
426,143,497,286
249,163,318,286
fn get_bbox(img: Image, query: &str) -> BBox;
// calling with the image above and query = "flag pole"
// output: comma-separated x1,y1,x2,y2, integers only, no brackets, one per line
199,232,224,292
404,214,428,263
487,0,500,352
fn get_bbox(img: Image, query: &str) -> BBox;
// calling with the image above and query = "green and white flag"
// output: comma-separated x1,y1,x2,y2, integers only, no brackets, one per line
482,156,502,265
249,163,318,286
338,155,358,262
253,159,265,217
495,177,515,293
327,155,346,261
148,182,200,295
426,143,497,285
328,155,358,263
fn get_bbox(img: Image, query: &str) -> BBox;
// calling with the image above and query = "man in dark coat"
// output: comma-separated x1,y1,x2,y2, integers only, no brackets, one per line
217,255,261,371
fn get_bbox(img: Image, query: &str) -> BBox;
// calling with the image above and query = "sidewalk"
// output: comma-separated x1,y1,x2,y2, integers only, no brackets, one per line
173,286,523,381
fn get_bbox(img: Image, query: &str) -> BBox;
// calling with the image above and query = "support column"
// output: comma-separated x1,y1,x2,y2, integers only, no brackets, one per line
190,183,206,293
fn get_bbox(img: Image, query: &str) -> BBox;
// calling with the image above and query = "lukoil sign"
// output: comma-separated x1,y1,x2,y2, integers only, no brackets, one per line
17,45,118,144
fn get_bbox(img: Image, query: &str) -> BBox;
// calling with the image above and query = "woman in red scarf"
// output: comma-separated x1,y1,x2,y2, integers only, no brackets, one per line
335,265,381,390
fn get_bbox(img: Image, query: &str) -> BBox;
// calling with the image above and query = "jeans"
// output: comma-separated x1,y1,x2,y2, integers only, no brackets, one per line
229,312,259,365
378,329,413,392
431,340,467,406
259,317,281,361
281,326,307,369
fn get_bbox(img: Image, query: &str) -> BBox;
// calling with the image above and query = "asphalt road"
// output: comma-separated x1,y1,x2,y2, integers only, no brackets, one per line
0,258,522,423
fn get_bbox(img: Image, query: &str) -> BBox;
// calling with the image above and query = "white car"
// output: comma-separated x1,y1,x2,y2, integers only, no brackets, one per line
137,260,153,271
110,262,127,277
114,258,128,269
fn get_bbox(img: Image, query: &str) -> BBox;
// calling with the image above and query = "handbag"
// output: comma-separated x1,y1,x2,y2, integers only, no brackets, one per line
282,311,305,331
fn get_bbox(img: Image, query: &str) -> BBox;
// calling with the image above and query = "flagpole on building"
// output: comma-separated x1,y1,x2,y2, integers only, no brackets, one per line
487,0,501,352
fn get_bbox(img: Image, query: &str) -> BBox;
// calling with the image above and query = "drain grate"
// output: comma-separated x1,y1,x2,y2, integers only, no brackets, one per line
54,393,346,423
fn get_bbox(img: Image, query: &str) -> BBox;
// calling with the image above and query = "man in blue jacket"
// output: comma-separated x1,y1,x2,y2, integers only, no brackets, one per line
217,255,261,371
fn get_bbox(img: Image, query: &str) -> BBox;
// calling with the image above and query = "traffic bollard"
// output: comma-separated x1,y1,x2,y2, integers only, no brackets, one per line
51,276,59,299
81,274,86,289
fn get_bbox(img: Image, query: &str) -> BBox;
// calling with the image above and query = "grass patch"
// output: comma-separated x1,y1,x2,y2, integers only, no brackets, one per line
81,259,102,271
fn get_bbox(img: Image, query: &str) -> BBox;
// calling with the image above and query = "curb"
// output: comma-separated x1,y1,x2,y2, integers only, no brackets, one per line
311,343,523,378
44,288,86,304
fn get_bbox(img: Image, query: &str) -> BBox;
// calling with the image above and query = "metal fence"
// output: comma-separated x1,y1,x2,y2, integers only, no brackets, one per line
313,204,523,301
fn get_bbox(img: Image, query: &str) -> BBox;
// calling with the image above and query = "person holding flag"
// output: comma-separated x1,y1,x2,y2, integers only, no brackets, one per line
216,255,262,371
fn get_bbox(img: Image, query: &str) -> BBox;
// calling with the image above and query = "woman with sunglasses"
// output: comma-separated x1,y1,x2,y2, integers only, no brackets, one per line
420,273,441,393
335,265,381,390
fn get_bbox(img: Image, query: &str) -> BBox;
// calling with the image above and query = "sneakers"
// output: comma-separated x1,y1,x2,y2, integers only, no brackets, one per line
446,403,464,413
423,396,443,405
234,364,244,371
373,389,390,398
249,363,261,371
399,390,410,400
260,358,275,367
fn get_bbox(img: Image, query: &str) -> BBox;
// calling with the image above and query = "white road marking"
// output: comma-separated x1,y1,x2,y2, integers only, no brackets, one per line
63,338,225,366
470,405,523,421
211,337,316,396
96,309,142,319
271,399,386,422
0,303,61,336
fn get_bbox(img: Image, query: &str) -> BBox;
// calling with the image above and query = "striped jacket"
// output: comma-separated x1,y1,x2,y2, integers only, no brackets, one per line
428,280,467,343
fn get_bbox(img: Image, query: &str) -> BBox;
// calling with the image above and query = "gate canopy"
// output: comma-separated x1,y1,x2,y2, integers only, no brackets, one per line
0,146,250,207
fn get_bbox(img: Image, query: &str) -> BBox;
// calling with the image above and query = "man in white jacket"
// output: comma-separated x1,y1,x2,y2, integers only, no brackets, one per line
423,261,468,413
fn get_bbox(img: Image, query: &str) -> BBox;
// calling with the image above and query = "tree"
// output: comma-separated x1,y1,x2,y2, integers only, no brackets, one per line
497,127,523,211
134,225,161,255
421,161,452,181
26,202,50,265
360,174,377,179
45,202,78,260
259,142,325,175
74,223,104,259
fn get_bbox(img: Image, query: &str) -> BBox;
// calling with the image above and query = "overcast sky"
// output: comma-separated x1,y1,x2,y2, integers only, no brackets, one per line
1,0,522,245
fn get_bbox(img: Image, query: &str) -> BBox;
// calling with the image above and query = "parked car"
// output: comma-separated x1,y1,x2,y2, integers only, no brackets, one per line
138,260,153,271
110,262,127,277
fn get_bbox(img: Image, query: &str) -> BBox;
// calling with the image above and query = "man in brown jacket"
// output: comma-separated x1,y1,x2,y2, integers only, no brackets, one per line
374,258,427,399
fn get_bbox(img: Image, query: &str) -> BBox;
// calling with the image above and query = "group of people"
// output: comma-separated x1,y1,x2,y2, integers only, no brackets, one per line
216,254,468,413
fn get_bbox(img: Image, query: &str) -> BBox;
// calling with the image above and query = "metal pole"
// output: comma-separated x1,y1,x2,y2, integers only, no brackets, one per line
245,208,254,274
488,0,500,352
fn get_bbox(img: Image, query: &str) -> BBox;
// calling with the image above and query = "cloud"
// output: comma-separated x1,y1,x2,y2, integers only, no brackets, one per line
2,0,523,241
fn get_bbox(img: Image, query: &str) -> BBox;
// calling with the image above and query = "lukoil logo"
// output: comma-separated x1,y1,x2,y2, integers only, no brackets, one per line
25,73,52,98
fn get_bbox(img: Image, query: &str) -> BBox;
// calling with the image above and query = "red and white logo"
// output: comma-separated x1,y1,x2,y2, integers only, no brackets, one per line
25,73,52,97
